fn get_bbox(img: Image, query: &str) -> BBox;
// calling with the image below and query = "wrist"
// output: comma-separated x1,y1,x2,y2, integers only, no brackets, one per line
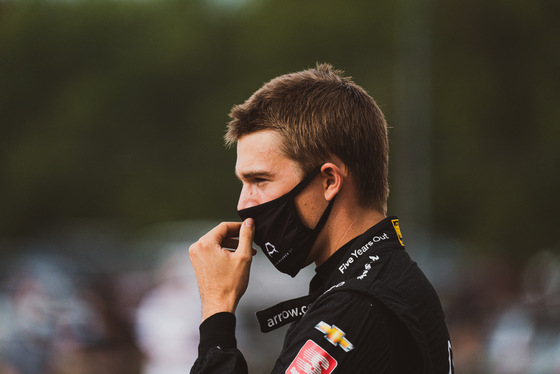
201,297,238,322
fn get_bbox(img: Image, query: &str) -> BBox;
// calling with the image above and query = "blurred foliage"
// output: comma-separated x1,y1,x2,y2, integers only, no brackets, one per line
431,0,560,259
0,0,558,260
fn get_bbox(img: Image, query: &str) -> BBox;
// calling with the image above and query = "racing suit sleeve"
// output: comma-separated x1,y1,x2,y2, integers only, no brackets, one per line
191,293,422,374
190,312,248,374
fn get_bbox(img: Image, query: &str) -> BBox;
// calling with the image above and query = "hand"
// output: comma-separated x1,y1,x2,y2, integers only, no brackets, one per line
189,219,256,321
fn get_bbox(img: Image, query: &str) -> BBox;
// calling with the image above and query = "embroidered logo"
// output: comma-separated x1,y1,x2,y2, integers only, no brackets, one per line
286,340,337,374
265,242,278,255
338,233,388,274
357,255,379,280
315,322,354,352
323,281,345,294
391,219,404,246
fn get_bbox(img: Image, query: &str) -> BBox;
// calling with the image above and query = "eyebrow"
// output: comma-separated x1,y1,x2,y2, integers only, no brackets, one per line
235,169,274,181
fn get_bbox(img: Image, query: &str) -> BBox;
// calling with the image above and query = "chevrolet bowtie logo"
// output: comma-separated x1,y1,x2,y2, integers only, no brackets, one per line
315,321,354,352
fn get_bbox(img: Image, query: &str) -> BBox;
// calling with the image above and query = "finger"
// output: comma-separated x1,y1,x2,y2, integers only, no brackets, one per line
204,222,243,245
222,238,258,254
236,218,255,257
221,238,239,251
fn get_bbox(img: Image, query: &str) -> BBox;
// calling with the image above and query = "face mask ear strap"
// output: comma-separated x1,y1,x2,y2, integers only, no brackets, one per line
291,165,335,232
287,167,322,197
312,195,336,233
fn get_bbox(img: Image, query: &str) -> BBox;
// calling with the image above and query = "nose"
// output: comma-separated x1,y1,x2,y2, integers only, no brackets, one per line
237,186,250,210
237,195,247,211
237,185,256,211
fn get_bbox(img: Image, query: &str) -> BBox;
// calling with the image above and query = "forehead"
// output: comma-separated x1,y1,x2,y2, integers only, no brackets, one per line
235,130,302,177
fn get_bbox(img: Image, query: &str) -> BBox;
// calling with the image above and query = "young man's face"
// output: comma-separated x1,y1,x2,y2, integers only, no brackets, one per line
235,129,327,229
235,130,304,211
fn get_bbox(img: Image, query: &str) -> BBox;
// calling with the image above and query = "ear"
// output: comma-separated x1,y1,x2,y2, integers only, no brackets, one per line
320,163,344,202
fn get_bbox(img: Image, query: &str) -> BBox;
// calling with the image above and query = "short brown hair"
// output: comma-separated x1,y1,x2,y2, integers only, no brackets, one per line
225,63,389,213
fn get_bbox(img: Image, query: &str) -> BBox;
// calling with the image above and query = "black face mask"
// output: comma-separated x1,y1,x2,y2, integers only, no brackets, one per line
237,168,335,277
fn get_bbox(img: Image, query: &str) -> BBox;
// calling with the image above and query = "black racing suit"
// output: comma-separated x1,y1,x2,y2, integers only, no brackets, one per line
191,217,454,374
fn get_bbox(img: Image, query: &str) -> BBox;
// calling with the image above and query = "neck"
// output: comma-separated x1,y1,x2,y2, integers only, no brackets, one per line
313,206,386,267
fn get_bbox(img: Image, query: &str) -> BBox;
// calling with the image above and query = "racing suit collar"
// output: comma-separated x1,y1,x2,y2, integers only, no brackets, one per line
309,238,356,293
309,216,403,292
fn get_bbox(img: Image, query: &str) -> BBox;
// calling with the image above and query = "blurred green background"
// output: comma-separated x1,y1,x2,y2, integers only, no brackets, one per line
0,0,559,373
1,0,558,259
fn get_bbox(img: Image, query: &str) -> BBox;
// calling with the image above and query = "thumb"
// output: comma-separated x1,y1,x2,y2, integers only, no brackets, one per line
238,218,255,256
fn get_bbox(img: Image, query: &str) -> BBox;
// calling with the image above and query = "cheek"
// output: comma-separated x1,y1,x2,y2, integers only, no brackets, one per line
294,190,326,229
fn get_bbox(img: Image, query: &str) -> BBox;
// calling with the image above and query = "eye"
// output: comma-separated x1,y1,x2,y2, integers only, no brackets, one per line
253,177,268,185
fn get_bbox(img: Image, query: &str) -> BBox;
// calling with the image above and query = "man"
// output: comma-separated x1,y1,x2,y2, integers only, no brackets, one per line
189,64,454,373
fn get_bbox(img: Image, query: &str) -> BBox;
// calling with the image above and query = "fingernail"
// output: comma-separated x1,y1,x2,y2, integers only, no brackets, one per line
244,218,254,227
